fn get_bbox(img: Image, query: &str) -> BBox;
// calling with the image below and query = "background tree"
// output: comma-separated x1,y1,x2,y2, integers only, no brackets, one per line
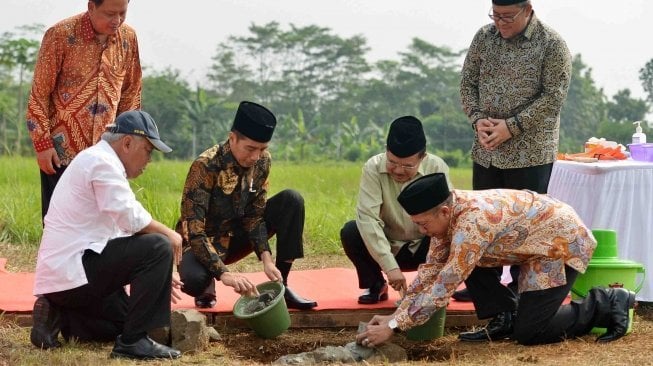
640,58,653,106
559,55,608,152
0,24,42,155
141,68,192,159
1,21,649,162
596,89,649,146
606,89,648,124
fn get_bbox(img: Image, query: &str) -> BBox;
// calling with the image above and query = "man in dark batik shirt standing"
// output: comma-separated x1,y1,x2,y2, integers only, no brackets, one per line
176,101,317,310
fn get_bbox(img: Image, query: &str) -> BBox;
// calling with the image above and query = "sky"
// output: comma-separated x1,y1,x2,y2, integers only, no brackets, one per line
3,0,652,101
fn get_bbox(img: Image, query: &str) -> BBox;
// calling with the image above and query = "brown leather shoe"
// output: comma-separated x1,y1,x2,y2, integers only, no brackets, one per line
30,296,62,349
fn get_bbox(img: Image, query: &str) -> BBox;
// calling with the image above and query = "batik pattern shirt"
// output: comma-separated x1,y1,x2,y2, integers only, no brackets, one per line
26,12,142,165
460,14,572,169
394,189,596,330
178,142,271,279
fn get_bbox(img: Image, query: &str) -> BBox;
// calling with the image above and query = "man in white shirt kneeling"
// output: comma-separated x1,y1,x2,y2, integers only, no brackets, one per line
31,110,183,360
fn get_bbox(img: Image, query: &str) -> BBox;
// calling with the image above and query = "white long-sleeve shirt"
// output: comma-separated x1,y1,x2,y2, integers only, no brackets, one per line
33,140,152,295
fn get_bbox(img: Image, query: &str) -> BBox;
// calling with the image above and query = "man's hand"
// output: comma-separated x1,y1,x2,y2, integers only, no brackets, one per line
477,118,512,150
36,148,61,175
475,118,493,142
170,272,184,304
386,268,407,296
261,252,283,282
355,314,394,347
164,229,183,266
220,272,259,297
138,220,183,265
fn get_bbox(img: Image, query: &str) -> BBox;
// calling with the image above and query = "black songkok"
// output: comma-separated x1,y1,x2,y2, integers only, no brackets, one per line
232,101,277,142
398,173,451,215
386,116,426,158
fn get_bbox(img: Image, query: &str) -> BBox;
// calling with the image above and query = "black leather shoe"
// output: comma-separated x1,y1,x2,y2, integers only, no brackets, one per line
358,281,389,304
452,288,472,302
458,311,515,342
30,296,62,349
194,294,217,309
110,335,181,360
596,288,636,343
284,286,317,310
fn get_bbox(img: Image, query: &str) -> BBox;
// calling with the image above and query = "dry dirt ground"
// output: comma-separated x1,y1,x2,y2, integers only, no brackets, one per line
217,308,653,365
2,247,653,365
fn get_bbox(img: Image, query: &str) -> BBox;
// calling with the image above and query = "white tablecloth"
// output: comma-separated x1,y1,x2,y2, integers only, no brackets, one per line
548,159,653,301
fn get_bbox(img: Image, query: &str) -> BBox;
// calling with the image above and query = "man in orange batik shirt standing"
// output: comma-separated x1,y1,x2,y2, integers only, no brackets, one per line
26,0,142,219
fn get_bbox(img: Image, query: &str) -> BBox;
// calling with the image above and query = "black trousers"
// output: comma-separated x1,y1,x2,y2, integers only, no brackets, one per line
470,162,553,308
340,220,429,289
513,266,612,345
179,189,305,297
469,264,616,345
44,233,173,342
40,165,67,221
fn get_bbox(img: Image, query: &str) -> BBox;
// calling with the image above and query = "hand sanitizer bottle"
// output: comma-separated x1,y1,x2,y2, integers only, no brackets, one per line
632,121,646,144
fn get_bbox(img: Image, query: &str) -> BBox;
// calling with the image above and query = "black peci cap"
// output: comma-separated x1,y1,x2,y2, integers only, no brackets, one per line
232,101,277,143
397,173,451,215
386,116,427,158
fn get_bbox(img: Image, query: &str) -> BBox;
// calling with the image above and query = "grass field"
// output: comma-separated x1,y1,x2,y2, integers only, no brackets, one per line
0,155,472,260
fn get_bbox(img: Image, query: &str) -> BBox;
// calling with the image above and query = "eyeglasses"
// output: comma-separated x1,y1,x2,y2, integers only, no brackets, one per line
386,160,419,171
488,7,525,23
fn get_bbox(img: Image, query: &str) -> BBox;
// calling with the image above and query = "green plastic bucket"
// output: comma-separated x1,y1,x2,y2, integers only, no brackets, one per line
405,307,446,341
571,258,645,300
232,281,290,338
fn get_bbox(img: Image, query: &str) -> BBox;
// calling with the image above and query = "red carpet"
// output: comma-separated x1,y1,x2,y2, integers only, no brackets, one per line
0,258,475,314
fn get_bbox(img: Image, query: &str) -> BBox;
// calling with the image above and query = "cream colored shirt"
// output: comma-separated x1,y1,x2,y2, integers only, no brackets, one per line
355,153,451,273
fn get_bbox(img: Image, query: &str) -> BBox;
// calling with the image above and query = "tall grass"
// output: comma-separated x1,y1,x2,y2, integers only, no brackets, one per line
0,157,42,248
0,156,472,253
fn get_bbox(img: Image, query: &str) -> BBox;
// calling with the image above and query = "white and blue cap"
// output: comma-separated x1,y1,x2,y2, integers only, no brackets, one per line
106,110,172,153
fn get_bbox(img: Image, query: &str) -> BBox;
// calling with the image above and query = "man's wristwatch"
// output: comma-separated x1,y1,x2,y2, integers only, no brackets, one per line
388,318,401,333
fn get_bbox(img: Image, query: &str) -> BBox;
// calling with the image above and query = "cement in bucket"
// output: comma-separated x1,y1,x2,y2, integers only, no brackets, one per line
405,307,446,341
233,281,290,338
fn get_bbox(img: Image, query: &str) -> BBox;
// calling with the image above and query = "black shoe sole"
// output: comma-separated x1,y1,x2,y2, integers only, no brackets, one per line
30,297,61,349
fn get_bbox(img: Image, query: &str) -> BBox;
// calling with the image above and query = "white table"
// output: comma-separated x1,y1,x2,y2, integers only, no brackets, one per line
547,159,653,301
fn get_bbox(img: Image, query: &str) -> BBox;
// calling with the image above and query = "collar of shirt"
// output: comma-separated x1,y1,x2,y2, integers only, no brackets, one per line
81,11,117,44
81,12,96,42
218,140,246,175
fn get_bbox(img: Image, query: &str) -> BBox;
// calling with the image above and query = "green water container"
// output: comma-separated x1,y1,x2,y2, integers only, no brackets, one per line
233,281,291,338
405,307,446,341
591,229,618,258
